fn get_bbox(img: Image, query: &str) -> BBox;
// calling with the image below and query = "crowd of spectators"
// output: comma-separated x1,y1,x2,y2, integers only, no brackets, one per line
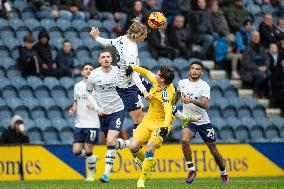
1,0,283,107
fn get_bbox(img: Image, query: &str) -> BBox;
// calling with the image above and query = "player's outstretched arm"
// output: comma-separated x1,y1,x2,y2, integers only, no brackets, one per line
90,27,113,46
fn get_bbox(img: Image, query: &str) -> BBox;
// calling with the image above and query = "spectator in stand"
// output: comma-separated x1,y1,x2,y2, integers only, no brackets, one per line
143,0,160,15
268,43,283,69
161,0,181,20
276,17,284,39
123,0,148,34
270,58,284,110
225,0,249,33
177,0,191,17
215,34,242,79
18,35,42,77
259,13,278,48
56,39,80,77
278,33,284,55
235,19,253,53
0,115,29,144
167,14,192,59
0,0,12,19
148,21,179,59
188,0,216,59
241,32,270,99
210,0,231,37
34,30,60,77
29,0,59,19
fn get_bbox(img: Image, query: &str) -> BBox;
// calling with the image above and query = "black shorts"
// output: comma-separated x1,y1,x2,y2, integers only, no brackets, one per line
185,122,216,143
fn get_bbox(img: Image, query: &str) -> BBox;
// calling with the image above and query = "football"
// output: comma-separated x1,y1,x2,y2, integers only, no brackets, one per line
147,12,166,29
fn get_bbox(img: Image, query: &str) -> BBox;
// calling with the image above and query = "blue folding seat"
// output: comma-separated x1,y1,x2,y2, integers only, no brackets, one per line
16,27,31,40
51,85,67,98
31,106,47,119
43,77,59,90
0,18,9,29
0,67,5,77
157,57,172,66
28,127,44,144
60,127,74,144
49,36,63,50
49,30,63,38
52,118,69,131
173,58,188,73
234,125,250,143
2,57,16,70
0,105,13,120
71,19,88,32
272,117,284,130
34,85,50,98
6,97,23,110
22,97,39,110
14,106,30,119
249,125,267,142
56,18,72,31
238,105,252,118
24,18,42,31
67,117,75,127
0,28,15,39
58,10,72,20
70,38,84,50
242,117,257,129
1,117,10,129
39,97,56,110
59,77,75,91
10,77,27,90
67,88,74,99
8,18,25,31
88,19,104,30
2,85,18,99
218,126,238,143
0,46,10,58
252,106,266,118
4,37,21,51
35,118,52,131
47,105,63,119
0,78,11,90
18,85,34,98
40,19,57,31
23,118,36,130
55,97,71,111
26,76,43,90
208,105,222,118
20,8,35,19
102,19,116,33
139,51,151,59
224,87,238,99
141,58,158,70
11,47,20,60
226,117,242,129
64,28,78,39
222,105,238,118
13,0,29,11
84,36,101,51
265,125,281,142
211,117,226,129
43,127,61,144
6,68,22,79
211,86,224,97
75,46,91,58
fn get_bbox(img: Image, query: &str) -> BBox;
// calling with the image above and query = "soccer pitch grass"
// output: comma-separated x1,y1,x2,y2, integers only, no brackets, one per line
1,177,283,189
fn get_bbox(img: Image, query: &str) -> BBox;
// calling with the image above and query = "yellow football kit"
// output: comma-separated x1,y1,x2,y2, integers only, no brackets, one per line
131,65,175,147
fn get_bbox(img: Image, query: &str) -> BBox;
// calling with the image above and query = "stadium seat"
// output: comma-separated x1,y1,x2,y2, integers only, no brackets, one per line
50,36,64,50
139,51,151,59
0,18,8,29
0,78,11,90
31,106,47,120
234,126,250,143
59,127,74,144
211,86,224,97
20,8,35,19
64,28,78,39
0,46,10,58
54,97,71,111
47,105,63,119
4,37,21,51
28,127,44,144
249,126,268,143
18,85,34,98
75,46,91,58
222,105,238,118
24,18,42,31
52,118,69,131
157,57,173,66
49,30,63,38
140,58,157,70
10,77,27,89
1,57,16,70
102,19,117,33
256,117,272,129
43,127,61,144
252,106,266,118
241,117,257,129
0,67,4,78
219,126,238,143
2,86,18,99
237,105,252,118
40,19,57,31
224,87,238,99
6,68,22,79
6,97,23,110
35,118,53,131
88,19,104,30
70,37,84,50
58,10,72,20
59,77,75,91
43,77,59,90
23,118,36,130
0,126,6,137
56,18,72,31
225,117,242,129
1,117,10,129
208,105,222,118
50,85,67,98
27,76,43,90
67,88,74,99
173,58,188,72
67,117,75,127
265,126,281,142
34,86,50,98
38,97,56,110
8,18,25,31
0,105,13,120
272,117,284,130
16,27,31,41
14,105,30,119
71,19,88,32
11,47,20,60
210,117,226,129
22,97,39,110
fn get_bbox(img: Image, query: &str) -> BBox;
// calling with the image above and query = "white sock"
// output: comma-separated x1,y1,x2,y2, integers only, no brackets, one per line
86,154,97,177
104,146,116,177
220,167,227,175
79,149,86,158
186,161,196,171
117,138,130,149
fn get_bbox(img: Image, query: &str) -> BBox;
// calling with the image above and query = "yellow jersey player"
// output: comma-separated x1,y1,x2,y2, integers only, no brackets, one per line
126,64,175,188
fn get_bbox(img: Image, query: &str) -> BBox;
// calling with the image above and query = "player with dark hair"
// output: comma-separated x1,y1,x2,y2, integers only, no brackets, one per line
175,60,230,184
69,63,99,181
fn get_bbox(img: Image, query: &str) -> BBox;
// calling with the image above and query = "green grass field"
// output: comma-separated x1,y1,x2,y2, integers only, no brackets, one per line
0,177,284,189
